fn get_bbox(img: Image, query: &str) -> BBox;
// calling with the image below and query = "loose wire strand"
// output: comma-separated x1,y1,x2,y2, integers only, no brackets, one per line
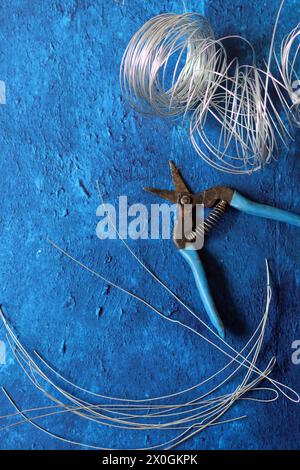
0,204,286,436
276,22,300,126
189,63,288,174
0,234,298,448
0,228,298,448
0,281,276,450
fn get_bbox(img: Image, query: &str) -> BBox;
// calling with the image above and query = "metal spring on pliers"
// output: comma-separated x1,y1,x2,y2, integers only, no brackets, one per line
185,200,229,242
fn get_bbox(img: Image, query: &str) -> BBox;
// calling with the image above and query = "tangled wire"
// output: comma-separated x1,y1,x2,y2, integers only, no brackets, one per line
120,8,300,174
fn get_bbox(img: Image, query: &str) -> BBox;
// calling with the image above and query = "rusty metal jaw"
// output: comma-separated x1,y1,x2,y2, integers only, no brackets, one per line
144,161,234,250
197,186,234,207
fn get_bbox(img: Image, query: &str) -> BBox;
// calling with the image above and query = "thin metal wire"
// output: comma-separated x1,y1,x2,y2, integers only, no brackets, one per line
0,269,279,449
120,13,225,117
120,9,295,174
189,62,290,174
0,251,299,449
276,22,300,127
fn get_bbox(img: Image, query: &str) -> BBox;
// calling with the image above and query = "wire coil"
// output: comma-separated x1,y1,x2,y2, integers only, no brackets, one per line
189,63,290,174
121,10,298,174
120,13,225,116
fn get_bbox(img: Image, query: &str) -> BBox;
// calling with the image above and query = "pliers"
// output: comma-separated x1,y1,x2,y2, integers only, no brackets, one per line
145,161,300,338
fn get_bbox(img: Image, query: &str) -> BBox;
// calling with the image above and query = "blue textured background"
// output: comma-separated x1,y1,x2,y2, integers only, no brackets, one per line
0,0,300,450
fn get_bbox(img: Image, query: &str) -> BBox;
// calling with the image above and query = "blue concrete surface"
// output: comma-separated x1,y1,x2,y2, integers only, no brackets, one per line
0,0,300,450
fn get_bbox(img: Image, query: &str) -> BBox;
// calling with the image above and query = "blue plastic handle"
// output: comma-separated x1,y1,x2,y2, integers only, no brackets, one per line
179,248,225,338
231,191,300,227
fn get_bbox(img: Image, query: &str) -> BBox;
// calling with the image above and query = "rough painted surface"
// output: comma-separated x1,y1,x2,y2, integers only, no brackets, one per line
0,0,300,450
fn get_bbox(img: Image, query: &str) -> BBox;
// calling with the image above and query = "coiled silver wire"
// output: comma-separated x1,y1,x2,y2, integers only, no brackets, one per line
120,13,226,116
189,62,289,174
120,11,293,174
